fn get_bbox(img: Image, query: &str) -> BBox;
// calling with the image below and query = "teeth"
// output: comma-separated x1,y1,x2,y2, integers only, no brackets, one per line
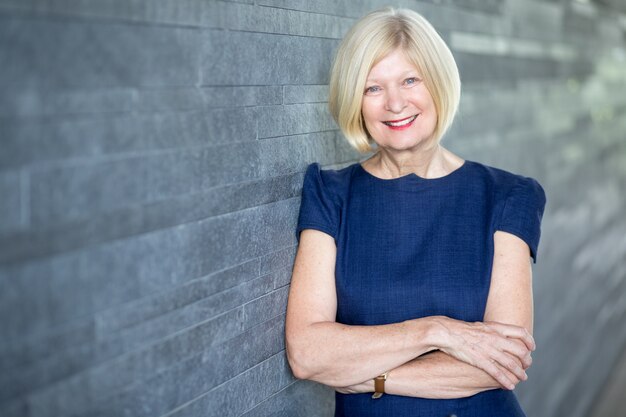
384,115,417,127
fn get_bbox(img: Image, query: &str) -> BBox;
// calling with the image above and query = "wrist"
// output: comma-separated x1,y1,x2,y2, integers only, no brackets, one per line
406,316,450,353
425,316,454,351
372,371,389,399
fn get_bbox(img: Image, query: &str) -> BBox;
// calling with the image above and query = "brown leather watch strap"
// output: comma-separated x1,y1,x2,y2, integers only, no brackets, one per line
371,372,388,399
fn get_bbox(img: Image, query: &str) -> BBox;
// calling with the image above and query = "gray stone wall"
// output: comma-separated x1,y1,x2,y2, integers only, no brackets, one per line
0,1,625,416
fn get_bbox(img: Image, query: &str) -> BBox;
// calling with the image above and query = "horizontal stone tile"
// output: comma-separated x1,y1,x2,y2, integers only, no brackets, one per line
24,308,245,417
28,144,255,226
0,87,136,118
0,0,352,35
0,0,214,26
503,0,564,40
260,245,297,276
400,1,511,36
0,198,299,342
257,130,340,176
211,2,353,38
133,87,205,112
454,51,563,84
255,0,378,18
0,318,94,373
25,129,334,229
451,31,577,61
0,85,282,119
0,170,23,234
256,0,510,35
169,349,292,417
0,337,100,404
96,260,260,334
240,379,334,417
95,274,275,359
272,265,295,289
0,254,97,345
0,17,200,90
0,399,28,417
243,287,290,330
202,30,338,86
0,172,302,264
0,262,268,402
283,85,328,104
438,0,505,15
0,108,259,170
455,88,537,136
563,1,600,41
258,103,337,138
85,315,287,417
201,86,283,107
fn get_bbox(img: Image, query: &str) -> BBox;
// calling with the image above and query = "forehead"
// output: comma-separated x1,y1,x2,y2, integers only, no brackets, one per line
366,49,420,80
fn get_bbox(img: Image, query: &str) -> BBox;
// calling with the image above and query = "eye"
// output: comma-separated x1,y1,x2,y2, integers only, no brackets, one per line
404,77,420,86
364,85,381,95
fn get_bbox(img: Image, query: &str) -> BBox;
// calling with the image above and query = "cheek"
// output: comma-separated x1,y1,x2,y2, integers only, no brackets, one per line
361,101,380,126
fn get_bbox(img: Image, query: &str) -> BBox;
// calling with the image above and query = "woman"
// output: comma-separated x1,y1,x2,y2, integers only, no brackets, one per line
285,6,546,417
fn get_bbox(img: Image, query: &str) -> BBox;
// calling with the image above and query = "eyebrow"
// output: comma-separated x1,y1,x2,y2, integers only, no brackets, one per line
366,70,420,83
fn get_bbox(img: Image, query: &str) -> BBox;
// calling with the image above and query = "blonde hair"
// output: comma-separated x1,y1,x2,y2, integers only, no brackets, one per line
328,7,461,153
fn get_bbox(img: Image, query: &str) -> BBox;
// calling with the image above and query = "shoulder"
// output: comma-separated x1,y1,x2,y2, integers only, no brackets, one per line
303,162,356,201
469,160,546,205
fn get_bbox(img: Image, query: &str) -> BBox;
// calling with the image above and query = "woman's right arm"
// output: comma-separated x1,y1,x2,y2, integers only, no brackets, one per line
285,229,439,387
285,229,534,389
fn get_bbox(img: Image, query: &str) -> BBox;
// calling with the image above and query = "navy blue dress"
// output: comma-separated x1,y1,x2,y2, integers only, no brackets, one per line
295,159,547,417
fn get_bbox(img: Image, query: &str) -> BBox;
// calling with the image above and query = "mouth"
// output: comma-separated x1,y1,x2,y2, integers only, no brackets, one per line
382,114,418,129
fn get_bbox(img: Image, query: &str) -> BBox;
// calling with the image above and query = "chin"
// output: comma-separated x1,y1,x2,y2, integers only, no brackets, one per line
380,137,427,151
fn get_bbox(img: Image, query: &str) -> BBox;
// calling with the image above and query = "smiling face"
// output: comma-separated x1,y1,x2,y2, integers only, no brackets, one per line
361,48,438,151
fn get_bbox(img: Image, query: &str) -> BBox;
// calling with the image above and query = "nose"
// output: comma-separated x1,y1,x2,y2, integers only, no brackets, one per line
384,87,407,113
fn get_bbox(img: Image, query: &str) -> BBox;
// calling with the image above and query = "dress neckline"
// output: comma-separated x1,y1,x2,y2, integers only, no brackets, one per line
357,159,470,182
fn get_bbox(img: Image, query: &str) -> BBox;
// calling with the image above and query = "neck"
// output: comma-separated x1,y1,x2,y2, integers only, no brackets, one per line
371,142,451,179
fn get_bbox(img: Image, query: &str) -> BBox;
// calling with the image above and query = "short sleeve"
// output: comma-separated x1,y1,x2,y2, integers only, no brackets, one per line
495,177,547,264
295,163,340,243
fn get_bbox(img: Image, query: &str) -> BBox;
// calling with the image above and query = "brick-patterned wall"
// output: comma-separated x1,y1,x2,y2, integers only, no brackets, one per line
1,1,625,416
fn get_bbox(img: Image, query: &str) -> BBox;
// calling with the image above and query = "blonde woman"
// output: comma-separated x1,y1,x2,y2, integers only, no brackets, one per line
285,7,546,417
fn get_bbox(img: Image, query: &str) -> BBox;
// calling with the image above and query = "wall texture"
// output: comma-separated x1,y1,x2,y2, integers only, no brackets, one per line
1,1,625,416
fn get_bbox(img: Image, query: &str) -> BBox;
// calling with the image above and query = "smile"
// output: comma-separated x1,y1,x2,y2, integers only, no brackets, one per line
382,115,418,128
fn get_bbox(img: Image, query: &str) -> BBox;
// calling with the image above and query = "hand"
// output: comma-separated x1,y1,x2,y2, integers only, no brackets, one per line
432,317,535,390
493,338,534,390
489,349,528,390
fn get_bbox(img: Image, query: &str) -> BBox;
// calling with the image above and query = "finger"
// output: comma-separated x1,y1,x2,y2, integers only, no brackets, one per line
499,349,525,372
491,350,527,382
498,338,533,367
507,339,533,369
488,322,536,351
497,363,522,390
506,347,532,371
523,352,533,369
479,357,518,391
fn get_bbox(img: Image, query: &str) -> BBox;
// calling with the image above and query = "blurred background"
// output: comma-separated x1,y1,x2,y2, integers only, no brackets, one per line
1,0,625,416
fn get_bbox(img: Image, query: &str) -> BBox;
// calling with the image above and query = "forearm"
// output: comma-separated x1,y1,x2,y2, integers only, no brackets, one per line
334,350,506,398
385,350,505,398
287,318,438,387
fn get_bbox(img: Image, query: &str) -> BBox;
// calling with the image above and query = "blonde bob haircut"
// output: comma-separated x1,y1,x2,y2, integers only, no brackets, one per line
329,7,461,154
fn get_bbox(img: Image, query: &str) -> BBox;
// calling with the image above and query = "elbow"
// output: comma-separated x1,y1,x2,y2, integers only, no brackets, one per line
285,333,314,380
286,349,311,380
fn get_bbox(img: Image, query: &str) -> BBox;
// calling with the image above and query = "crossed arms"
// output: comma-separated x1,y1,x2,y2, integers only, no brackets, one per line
285,229,535,398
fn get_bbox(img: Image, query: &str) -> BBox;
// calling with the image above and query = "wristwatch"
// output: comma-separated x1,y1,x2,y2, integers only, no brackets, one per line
371,372,389,399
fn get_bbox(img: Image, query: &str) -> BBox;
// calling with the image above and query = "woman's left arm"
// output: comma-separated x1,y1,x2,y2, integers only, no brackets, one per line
333,230,535,398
